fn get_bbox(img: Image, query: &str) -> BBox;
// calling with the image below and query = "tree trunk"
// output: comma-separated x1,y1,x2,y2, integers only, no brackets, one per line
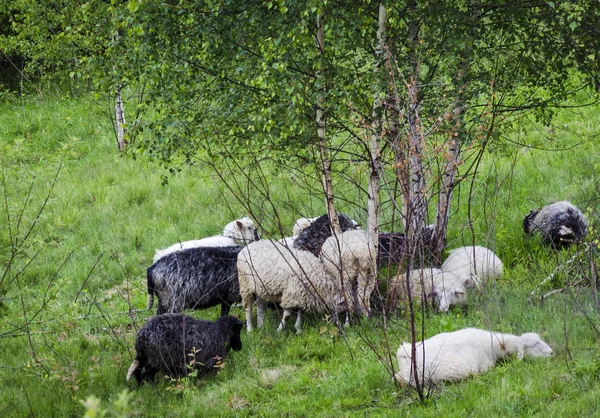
115,85,127,151
316,13,340,234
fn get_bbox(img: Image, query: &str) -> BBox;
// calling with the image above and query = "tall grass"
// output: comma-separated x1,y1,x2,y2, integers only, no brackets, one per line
0,91,599,416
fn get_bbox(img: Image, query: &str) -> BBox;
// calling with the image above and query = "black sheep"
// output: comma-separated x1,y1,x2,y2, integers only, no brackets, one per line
147,246,242,316
126,314,244,384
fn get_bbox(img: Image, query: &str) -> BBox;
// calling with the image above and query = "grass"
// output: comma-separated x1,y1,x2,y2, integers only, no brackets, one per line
1,90,599,417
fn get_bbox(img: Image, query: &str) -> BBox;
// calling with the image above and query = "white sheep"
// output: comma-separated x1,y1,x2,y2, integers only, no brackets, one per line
153,217,260,263
292,217,318,237
319,229,377,317
237,239,345,334
441,245,503,288
395,327,553,387
387,268,467,313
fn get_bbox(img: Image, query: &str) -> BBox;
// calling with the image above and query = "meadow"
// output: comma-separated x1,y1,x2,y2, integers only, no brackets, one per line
1,90,599,417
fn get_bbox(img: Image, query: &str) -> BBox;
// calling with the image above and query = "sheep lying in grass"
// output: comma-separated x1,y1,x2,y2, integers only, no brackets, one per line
293,213,360,257
395,327,553,387
523,201,588,247
153,217,260,263
441,245,503,288
387,268,467,313
320,229,377,317
126,314,244,384
237,239,346,334
147,246,242,316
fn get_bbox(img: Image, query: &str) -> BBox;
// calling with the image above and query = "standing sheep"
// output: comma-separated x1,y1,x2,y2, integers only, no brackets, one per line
320,229,377,317
292,217,319,237
147,246,242,316
395,327,553,387
237,239,346,334
523,201,588,247
293,213,360,257
126,314,244,384
387,268,467,313
441,245,503,288
153,217,260,263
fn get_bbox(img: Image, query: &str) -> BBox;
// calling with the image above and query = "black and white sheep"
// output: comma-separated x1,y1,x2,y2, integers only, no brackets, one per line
147,246,242,316
293,213,360,257
395,327,553,387
126,314,244,383
237,239,346,334
523,200,588,246
441,245,503,288
153,217,260,263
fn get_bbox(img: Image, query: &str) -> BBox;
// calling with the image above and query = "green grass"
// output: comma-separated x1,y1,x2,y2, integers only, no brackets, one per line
1,91,599,417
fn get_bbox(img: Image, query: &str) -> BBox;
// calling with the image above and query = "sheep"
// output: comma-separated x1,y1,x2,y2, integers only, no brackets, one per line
387,268,467,313
293,213,360,257
320,229,377,317
377,232,406,267
147,246,242,316
237,239,346,334
292,217,318,237
126,314,244,384
523,201,588,247
395,327,553,387
441,245,503,288
153,217,260,263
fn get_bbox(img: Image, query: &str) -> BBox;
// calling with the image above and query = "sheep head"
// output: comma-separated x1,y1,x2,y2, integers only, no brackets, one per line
519,332,553,359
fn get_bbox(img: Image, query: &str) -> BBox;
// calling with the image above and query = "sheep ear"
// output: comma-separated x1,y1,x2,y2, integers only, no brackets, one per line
236,221,243,228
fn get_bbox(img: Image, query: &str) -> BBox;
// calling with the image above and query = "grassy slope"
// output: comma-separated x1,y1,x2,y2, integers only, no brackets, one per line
0,92,599,417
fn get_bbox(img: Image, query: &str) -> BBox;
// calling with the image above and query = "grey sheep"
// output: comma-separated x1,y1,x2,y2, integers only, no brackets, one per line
523,200,588,246
126,314,244,384
147,246,242,316
293,213,360,257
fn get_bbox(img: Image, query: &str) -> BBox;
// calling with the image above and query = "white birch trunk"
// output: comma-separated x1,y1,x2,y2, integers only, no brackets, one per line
115,85,127,151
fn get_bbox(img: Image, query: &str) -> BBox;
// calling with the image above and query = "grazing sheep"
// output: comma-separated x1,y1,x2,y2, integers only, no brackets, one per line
395,327,553,387
320,229,377,317
387,268,467,313
237,239,346,334
523,201,588,246
442,246,503,288
153,217,260,263
293,213,360,257
126,314,244,384
147,246,242,316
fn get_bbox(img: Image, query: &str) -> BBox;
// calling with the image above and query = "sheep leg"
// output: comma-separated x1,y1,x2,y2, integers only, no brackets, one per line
294,311,303,334
257,302,266,328
244,300,254,332
220,302,231,317
278,310,292,331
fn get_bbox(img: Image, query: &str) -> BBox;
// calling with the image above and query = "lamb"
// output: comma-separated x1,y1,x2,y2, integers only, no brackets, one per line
147,245,242,316
320,229,377,317
293,213,360,257
126,314,244,384
237,239,346,334
387,268,467,312
441,245,503,288
395,327,553,387
523,201,588,247
153,217,260,263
